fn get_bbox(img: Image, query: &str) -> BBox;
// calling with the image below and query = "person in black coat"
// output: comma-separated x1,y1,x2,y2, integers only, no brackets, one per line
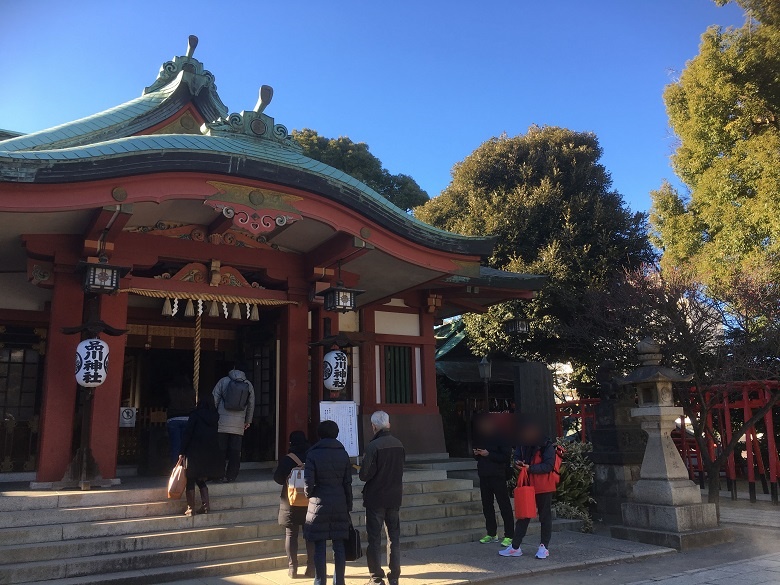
273,430,314,579
304,420,353,585
473,414,514,546
179,396,222,516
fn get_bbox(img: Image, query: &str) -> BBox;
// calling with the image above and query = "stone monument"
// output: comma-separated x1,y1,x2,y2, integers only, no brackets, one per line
513,362,556,439
610,338,730,550
589,360,646,523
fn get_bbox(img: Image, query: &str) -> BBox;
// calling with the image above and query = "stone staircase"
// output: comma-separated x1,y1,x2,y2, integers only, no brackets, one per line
0,469,579,584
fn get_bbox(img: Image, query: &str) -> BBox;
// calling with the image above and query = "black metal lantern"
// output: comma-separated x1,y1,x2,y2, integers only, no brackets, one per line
478,356,492,381
81,259,126,294
504,316,530,335
318,282,364,313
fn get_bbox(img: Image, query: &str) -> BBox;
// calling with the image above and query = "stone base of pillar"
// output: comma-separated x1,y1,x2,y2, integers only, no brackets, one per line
611,501,731,550
632,477,704,506
611,524,732,551
593,462,641,523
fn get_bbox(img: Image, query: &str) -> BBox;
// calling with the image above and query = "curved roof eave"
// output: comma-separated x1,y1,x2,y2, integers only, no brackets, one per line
0,71,227,154
0,133,497,258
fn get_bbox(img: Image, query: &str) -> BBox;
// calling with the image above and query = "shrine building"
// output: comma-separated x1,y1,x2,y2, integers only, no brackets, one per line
0,37,544,483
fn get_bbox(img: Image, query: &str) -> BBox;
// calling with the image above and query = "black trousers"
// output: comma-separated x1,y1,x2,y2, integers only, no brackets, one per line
218,432,243,481
479,475,514,539
185,478,206,490
285,524,314,571
512,491,553,548
365,507,401,582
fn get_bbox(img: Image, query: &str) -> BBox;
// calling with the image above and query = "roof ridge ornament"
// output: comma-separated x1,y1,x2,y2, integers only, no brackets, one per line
202,85,301,152
142,35,228,120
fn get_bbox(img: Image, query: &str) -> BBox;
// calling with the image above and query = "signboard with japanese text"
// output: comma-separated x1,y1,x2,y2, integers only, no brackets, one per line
319,401,359,457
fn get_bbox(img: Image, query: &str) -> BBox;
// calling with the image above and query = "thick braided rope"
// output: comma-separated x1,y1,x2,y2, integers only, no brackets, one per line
120,288,297,306
193,313,202,399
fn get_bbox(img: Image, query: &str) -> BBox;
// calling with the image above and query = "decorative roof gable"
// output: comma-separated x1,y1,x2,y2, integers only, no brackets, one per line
202,86,301,152
143,35,228,122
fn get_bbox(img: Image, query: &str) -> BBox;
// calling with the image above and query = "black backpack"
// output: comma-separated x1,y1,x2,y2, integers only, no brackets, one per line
223,378,251,411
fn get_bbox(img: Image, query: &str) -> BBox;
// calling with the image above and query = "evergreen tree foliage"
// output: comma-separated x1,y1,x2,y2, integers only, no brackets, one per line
652,1,780,292
292,128,429,212
416,126,653,372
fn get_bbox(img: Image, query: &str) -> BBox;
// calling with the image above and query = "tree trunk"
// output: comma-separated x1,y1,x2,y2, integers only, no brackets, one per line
707,462,721,507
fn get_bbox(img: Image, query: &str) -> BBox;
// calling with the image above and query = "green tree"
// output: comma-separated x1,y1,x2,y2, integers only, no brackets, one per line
292,128,429,211
416,126,654,373
651,2,780,291
573,265,780,504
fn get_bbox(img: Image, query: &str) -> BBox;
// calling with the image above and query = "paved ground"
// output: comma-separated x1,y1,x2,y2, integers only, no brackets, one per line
165,496,780,585
167,531,673,584
627,552,780,585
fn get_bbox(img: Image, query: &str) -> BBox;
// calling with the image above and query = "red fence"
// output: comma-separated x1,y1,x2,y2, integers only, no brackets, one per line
554,382,780,504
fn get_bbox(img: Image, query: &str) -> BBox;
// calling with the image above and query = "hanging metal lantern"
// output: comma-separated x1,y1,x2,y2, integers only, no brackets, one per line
83,261,123,294
75,338,110,387
317,282,364,313
323,350,349,391
504,316,530,335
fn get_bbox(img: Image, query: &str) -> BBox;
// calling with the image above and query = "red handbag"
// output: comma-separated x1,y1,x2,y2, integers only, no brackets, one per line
513,467,537,520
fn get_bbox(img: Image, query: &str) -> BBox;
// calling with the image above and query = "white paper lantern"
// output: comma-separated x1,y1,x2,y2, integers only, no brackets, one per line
75,338,110,387
323,350,348,391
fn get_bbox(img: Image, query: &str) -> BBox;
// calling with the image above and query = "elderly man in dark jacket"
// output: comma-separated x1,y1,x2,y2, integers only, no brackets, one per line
304,420,353,585
359,411,405,585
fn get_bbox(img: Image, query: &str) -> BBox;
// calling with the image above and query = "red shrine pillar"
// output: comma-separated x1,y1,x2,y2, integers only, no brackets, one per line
37,270,84,482
419,310,439,407
278,298,310,453
89,292,129,479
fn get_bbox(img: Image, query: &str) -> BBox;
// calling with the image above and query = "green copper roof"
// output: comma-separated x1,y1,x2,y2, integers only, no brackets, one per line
0,35,507,259
0,131,486,246
0,83,181,153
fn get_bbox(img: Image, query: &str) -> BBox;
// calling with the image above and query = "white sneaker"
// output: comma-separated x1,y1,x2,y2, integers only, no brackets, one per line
535,544,549,559
498,546,523,557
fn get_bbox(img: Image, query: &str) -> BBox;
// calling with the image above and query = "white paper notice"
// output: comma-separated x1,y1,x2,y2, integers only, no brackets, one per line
319,401,359,457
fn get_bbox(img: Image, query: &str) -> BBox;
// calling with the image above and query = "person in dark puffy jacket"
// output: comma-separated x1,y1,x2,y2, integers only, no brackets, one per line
499,419,556,559
273,430,314,579
304,420,353,585
473,414,514,547
179,396,222,516
165,375,195,465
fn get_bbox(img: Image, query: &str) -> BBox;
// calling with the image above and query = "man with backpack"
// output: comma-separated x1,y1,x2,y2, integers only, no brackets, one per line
212,362,255,482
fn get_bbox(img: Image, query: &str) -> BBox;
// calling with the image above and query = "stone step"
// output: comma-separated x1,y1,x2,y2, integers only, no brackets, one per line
0,471,465,513
0,509,487,567
0,480,473,532
14,520,581,585
0,498,484,547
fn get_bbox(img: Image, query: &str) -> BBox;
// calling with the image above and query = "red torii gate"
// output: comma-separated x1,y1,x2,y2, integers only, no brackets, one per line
693,381,780,503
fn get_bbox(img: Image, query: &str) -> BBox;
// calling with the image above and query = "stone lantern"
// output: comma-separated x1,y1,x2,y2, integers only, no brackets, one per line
610,337,729,549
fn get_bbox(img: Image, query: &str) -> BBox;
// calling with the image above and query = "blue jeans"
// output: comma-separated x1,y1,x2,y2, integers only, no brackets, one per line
313,538,345,585
167,419,189,465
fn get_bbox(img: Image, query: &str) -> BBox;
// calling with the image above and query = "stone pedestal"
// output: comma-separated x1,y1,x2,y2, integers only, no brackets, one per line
513,362,556,439
590,398,645,522
610,338,731,550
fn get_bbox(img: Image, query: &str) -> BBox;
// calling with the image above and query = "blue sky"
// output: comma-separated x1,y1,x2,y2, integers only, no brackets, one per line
0,0,745,214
